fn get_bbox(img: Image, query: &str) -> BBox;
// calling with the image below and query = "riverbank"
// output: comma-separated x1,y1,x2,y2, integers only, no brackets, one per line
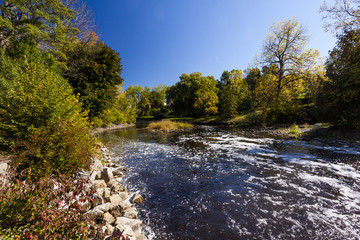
87,147,148,240
93,123,135,134
158,114,360,142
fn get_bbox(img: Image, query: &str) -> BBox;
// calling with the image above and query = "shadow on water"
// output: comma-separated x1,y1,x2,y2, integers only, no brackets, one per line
99,125,360,240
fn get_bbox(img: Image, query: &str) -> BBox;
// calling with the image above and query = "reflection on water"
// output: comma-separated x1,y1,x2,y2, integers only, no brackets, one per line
99,126,360,240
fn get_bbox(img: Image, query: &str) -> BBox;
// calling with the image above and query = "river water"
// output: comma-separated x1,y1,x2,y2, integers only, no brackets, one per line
99,126,360,240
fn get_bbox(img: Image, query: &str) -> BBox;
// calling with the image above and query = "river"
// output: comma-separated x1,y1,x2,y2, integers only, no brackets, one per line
99,125,360,240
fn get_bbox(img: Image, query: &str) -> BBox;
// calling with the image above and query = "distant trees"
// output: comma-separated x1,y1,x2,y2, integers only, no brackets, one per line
194,76,218,116
218,70,251,118
166,72,217,116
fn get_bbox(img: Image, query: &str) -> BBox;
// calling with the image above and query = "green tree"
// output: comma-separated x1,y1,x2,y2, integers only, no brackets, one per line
0,0,78,61
193,76,218,116
166,72,204,116
218,69,251,118
317,30,360,128
139,86,152,116
62,40,123,119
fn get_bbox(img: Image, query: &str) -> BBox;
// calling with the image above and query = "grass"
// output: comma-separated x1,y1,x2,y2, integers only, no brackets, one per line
147,120,193,131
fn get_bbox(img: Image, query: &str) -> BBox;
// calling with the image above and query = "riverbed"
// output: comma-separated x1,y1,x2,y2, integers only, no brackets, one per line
99,125,360,240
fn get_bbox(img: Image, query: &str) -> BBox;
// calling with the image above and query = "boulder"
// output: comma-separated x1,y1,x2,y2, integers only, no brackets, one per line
110,194,123,206
111,225,135,240
115,217,142,236
118,191,129,201
123,207,138,219
136,234,148,240
103,212,115,225
0,162,8,175
92,192,104,206
91,158,103,171
106,224,115,235
93,180,106,190
132,193,145,205
109,201,130,218
103,187,111,202
108,180,126,193
101,167,113,183
90,170,101,183
92,202,110,213
112,168,124,177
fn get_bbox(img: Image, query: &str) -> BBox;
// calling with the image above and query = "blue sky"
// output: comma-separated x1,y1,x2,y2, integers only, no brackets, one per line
85,0,336,89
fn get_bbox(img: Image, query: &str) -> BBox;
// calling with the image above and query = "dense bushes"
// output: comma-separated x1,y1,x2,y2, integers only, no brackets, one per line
12,121,95,180
0,172,104,239
0,50,95,178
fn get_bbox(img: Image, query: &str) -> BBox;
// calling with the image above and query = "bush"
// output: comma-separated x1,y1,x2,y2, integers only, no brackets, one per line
0,171,104,239
147,120,193,131
0,58,88,148
12,121,95,180
0,53,95,178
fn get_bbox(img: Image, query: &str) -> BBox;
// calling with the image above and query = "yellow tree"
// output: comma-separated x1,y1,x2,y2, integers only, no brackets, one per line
254,18,322,121
255,18,321,98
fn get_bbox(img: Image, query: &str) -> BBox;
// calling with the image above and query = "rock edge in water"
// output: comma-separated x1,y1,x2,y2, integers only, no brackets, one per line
86,146,148,240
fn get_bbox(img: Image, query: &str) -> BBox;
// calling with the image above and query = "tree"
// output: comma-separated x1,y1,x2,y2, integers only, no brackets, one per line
138,86,151,116
193,76,218,116
166,72,203,116
316,30,360,128
0,0,78,60
245,68,261,93
218,69,251,118
255,18,321,98
62,0,97,43
320,0,360,33
62,40,123,118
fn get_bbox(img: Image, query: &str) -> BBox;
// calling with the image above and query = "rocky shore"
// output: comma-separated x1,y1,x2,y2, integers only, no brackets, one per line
81,147,148,240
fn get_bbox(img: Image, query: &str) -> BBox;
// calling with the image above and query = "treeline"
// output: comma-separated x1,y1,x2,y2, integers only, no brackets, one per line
164,8,359,129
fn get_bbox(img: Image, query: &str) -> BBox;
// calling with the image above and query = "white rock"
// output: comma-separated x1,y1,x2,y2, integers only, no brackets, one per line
0,163,8,175
123,207,138,219
103,212,115,225
111,225,135,240
90,170,101,183
91,158,103,171
106,224,115,235
93,180,106,190
115,217,142,236
135,234,148,240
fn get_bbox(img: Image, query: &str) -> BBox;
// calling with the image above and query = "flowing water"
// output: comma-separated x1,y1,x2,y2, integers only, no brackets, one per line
99,126,360,240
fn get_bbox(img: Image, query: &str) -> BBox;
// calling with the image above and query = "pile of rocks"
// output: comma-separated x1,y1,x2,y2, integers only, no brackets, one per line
86,148,147,240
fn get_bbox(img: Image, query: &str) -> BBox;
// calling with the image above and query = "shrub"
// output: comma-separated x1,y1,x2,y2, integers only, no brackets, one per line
147,120,193,131
288,123,300,135
0,58,88,148
12,121,95,180
0,54,95,178
0,171,104,239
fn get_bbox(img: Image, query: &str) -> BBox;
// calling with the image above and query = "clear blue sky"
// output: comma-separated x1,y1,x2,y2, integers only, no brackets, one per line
85,0,336,89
